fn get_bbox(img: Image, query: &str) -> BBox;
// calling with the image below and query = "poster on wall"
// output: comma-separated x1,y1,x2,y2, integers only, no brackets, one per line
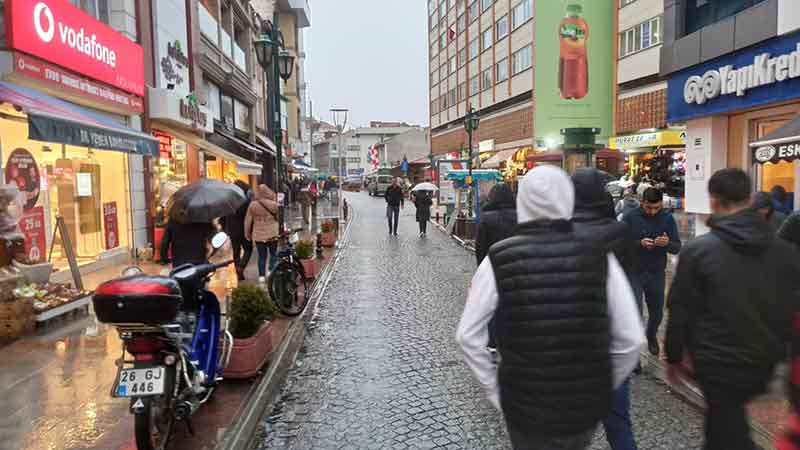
19,206,46,263
76,173,93,197
437,160,466,205
533,0,615,144
103,202,119,250
5,148,40,211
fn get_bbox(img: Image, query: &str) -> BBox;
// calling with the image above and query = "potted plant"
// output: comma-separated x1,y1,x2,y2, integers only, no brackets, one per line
223,284,277,379
295,239,316,278
320,220,337,247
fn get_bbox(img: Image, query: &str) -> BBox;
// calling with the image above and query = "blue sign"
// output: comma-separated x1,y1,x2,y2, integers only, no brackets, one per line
668,31,800,122
401,157,409,174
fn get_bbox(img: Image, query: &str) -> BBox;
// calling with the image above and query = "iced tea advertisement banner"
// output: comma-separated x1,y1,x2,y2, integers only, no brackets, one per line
533,0,615,143
103,201,118,250
20,206,46,263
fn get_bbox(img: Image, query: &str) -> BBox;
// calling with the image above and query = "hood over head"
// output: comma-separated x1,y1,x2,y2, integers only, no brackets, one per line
516,165,574,223
572,168,615,219
256,184,276,201
484,182,515,212
709,209,772,255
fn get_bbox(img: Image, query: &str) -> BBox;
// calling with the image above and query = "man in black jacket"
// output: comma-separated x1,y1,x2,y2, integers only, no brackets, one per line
385,178,404,235
666,168,800,450
475,183,516,265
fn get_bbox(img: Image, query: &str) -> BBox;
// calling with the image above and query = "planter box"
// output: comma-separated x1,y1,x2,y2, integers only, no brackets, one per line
301,259,316,279
223,321,273,379
320,231,337,247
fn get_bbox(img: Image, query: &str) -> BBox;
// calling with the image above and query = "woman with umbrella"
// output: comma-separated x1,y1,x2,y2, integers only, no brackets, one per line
412,182,437,237
161,179,247,267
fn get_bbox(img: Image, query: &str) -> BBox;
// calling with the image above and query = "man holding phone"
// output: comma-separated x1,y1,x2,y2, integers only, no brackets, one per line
622,187,682,357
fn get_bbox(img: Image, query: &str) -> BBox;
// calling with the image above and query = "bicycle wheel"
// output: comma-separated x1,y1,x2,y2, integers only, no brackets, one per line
268,261,309,316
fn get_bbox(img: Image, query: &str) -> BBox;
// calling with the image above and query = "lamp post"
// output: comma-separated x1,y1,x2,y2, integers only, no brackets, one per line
255,18,295,233
330,108,349,215
464,106,480,218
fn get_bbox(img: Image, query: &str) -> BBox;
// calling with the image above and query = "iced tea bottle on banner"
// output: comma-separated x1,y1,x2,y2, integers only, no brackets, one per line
559,4,589,100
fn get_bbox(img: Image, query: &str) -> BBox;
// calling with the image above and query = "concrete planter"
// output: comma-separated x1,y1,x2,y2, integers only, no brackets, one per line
300,258,316,279
320,231,337,247
223,321,273,379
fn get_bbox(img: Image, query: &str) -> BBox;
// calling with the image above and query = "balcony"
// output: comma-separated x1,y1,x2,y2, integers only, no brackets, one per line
278,0,311,28
234,43,247,73
221,29,233,58
199,3,218,45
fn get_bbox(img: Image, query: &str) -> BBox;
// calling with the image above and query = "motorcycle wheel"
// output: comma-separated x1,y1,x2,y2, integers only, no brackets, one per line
134,368,177,450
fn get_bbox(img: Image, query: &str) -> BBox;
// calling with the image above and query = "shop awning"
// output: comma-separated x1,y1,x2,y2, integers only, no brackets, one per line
446,169,503,182
0,81,158,156
256,133,278,154
596,149,624,159
750,116,800,164
527,150,564,162
237,160,263,176
213,128,265,156
482,149,518,168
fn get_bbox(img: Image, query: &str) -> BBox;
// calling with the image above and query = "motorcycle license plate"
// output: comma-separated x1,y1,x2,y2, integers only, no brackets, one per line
115,367,165,397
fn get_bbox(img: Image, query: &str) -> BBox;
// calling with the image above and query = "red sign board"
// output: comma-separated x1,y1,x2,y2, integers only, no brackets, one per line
103,201,119,250
19,206,46,263
13,53,143,113
5,0,145,96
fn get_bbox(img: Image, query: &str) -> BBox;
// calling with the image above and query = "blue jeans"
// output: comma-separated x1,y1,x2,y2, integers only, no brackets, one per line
602,379,638,450
630,271,666,341
256,241,278,277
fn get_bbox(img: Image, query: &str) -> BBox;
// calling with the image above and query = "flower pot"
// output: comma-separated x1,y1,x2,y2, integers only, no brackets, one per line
301,258,316,279
320,231,337,247
223,321,273,379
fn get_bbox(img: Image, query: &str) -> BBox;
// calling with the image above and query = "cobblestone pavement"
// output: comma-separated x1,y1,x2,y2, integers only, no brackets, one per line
252,192,705,450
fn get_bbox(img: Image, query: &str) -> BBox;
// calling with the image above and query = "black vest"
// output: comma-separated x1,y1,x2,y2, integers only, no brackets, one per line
489,220,612,437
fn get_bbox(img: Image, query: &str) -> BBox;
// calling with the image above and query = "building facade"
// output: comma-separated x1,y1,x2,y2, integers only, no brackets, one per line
660,0,800,234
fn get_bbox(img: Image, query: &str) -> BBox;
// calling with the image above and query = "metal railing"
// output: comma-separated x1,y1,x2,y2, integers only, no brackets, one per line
199,4,218,45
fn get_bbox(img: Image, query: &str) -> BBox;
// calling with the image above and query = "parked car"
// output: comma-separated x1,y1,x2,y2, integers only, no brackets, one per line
343,176,362,192
366,175,393,196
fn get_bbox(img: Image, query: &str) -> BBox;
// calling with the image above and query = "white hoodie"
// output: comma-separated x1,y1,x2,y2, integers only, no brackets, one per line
455,166,645,411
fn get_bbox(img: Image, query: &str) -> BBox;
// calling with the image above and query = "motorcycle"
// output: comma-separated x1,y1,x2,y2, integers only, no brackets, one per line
92,232,234,450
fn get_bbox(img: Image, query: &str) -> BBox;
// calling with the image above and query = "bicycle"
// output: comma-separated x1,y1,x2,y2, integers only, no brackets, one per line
267,228,310,316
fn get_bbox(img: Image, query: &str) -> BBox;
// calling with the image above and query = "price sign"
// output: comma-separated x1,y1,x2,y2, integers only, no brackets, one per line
103,202,119,250
20,206,46,263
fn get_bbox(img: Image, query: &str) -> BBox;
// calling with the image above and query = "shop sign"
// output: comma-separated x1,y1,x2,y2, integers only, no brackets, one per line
5,148,40,211
609,130,687,149
13,53,144,113
479,139,495,153
19,206,45,262
5,0,145,96
668,33,800,122
148,87,213,133
753,141,800,164
179,98,208,129
103,201,119,250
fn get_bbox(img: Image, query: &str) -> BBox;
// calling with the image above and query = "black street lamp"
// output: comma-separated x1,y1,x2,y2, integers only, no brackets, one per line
464,106,479,217
255,19,295,232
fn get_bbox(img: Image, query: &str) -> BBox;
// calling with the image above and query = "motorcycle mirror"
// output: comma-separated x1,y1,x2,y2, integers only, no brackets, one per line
211,232,229,250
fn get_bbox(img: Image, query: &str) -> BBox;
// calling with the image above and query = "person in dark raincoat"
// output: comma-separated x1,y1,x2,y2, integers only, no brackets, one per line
221,180,253,280
413,191,433,236
475,183,516,266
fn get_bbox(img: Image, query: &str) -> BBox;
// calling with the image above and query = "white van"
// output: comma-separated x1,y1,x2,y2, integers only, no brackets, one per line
367,175,393,196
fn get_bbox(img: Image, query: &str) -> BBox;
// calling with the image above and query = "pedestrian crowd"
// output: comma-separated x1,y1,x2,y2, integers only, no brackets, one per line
456,165,800,450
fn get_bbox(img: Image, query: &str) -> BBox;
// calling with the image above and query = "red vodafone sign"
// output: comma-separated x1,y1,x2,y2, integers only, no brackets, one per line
5,0,145,96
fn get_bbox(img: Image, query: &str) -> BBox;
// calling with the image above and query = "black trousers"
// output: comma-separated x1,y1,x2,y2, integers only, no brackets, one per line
698,381,758,450
232,238,253,271
418,220,427,234
387,206,400,234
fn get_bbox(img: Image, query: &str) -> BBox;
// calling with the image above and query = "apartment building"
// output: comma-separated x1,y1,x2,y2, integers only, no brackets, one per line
660,0,800,234
428,0,534,158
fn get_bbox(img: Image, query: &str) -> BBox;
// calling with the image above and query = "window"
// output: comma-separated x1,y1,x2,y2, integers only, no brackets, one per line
449,57,457,75
430,8,439,30
511,0,533,30
442,92,449,109
449,88,457,106
430,67,439,85
457,13,467,34
440,32,447,51
204,79,221,120
234,99,249,132
457,0,465,15
347,145,361,153
458,47,467,67
482,28,493,51
512,45,532,75
448,0,455,10
458,83,466,102
468,0,479,22
619,16,662,58
69,0,109,24
685,0,767,35
496,15,509,40
496,58,509,82
469,37,480,60
481,67,492,91
470,75,479,96
431,98,439,114
440,63,448,79
347,157,361,163
620,0,637,6
482,0,493,12
431,42,439,58
220,94,234,128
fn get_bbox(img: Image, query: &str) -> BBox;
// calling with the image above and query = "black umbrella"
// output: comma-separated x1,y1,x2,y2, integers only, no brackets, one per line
166,178,246,224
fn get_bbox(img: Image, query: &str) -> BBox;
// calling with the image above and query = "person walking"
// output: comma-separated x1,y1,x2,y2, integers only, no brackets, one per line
159,220,216,267
666,169,800,450
221,180,253,280
615,187,640,221
622,187,681,356
475,183,516,266
244,185,280,284
385,178,404,236
456,166,644,450
413,190,433,236
753,191,787,234
571,168,639,450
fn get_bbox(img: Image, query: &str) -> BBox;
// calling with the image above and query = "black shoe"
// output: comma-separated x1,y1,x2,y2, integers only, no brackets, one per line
648,339,661,356
633,362,643,375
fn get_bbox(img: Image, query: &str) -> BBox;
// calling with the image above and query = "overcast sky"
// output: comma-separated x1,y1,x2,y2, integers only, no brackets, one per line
304,0,429,129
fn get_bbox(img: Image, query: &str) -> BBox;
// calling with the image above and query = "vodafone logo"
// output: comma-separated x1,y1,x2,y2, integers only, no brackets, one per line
33,2,54,43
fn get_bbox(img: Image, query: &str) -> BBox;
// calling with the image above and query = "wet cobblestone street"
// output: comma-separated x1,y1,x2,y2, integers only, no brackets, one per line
252,192,705,450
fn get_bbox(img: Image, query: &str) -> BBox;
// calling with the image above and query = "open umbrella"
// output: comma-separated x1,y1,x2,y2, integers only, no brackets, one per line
166,178,246,224
412,182,439,192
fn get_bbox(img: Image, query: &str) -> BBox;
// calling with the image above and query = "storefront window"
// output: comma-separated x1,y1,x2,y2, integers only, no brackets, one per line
756,118,796,207
220,94,234,129
234,99,250,132
204,80,221,121
152,132,189,227
0,107,131,271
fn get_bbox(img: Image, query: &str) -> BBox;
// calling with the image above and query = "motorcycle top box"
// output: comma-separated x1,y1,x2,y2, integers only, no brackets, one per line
93,275,182,324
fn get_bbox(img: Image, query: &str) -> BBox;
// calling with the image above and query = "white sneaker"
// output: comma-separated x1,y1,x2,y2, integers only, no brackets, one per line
258,276,266,284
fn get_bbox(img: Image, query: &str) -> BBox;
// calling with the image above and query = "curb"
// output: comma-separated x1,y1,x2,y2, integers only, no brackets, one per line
215,210,354,450
430,219,475,252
